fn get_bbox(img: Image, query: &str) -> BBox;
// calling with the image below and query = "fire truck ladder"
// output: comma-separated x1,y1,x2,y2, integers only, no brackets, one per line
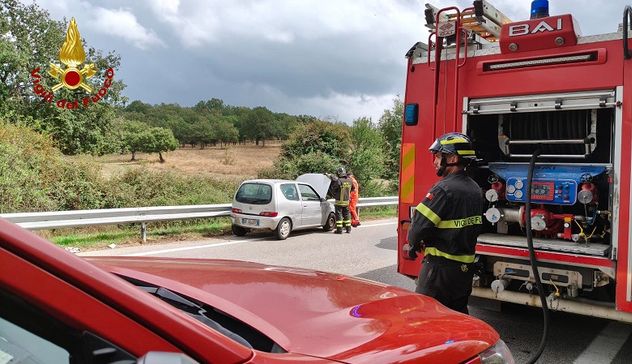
425,0,512,137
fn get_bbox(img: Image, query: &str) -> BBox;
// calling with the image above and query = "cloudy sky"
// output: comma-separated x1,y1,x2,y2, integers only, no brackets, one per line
23,0,631,123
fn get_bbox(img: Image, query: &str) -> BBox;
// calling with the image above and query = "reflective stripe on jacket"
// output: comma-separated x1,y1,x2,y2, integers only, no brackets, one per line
407,171,483,262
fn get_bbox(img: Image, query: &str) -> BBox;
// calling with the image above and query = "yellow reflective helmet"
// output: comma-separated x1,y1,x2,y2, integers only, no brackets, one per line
429,132,476,160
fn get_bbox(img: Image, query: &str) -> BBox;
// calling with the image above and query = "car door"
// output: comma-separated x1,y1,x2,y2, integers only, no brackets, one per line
298,184,323,226
278,183,303,227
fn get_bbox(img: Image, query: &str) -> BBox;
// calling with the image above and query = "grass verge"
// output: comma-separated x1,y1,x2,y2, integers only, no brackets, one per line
43,207,396,251
358,206,397,220
45,218,233,251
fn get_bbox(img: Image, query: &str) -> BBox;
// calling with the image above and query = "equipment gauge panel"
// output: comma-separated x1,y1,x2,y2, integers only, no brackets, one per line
505,178,577,205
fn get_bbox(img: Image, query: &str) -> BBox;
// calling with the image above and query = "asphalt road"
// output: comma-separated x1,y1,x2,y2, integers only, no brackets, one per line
82,218,632,364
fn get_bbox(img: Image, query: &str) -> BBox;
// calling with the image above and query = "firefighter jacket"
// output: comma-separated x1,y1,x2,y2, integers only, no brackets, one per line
328,176,354,206
407,171,484,264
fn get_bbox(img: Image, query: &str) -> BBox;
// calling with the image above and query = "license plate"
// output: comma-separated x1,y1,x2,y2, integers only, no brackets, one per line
242,218,259,226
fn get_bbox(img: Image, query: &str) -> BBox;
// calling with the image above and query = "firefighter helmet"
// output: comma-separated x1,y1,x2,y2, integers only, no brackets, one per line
429,132,476,160
336,166,347,177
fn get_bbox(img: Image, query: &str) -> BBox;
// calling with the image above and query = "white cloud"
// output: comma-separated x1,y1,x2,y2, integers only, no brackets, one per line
233,81,396,123
25,0,164,50
151,0,180,16
145,0,423,48
90,8,164,49
298,91,397,124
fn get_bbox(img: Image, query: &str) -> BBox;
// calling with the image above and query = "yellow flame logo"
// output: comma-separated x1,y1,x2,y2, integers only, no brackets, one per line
48,18,97,92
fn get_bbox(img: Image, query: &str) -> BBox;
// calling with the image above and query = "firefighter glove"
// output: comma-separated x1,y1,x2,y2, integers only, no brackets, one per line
402,243,418,260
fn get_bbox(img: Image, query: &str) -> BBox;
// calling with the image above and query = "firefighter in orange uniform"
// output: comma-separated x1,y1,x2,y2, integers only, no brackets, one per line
348,172,360,227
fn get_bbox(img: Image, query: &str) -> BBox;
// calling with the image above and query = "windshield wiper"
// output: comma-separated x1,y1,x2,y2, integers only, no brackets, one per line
139,286,253,348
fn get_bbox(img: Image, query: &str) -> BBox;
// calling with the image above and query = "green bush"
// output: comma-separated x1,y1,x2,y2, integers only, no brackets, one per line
0,142,57,212
0,122,104,212
348,117,386,188
259,152,340,180
359,179,392,197
48,161,107,210
102,168,236,207
257,162,297,180
257,166,285,180
280,121,351,162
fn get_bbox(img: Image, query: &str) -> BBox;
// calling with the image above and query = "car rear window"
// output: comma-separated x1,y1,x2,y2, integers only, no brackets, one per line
235,183,273,204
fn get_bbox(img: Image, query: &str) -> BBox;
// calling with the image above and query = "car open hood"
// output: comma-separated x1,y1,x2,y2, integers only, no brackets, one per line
89,257,498,363
297,173,331,200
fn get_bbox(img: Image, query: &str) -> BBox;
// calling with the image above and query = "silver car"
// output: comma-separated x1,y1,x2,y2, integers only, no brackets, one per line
230,178,335,240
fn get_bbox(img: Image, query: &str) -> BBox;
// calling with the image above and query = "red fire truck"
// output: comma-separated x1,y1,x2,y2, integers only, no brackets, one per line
398,0,632,322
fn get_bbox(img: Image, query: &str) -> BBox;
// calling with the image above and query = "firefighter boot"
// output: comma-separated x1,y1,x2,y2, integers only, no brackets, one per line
345,226,351,233
335,218,343,234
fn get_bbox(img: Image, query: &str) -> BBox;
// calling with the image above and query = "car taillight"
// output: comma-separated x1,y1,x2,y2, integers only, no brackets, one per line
231,208,242,214
259,211,278,217
466,340,514,364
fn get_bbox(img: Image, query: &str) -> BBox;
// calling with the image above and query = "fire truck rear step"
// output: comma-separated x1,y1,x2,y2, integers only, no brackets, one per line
471,287,632,324
478,233,610,256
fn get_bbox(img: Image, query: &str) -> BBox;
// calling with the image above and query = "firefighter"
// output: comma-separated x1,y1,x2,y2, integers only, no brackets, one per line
404,132,483,314
348,172,360,227
327,167,354,234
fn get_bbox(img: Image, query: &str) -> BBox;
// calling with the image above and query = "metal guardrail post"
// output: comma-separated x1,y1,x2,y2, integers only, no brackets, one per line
141,222,147,242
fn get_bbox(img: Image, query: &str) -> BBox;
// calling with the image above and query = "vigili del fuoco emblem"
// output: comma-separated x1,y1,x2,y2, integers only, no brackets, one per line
30,17,115,110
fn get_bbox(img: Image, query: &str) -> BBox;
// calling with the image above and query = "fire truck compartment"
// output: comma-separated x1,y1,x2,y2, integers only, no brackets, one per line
466,91,615,163
463,90,616,258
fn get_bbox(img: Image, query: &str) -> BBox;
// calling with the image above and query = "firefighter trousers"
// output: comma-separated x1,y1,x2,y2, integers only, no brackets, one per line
349,194,359,226
335,205,351,233
415,255,474,314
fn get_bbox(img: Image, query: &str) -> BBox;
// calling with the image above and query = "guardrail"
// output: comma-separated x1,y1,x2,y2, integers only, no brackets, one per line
0,196,398,241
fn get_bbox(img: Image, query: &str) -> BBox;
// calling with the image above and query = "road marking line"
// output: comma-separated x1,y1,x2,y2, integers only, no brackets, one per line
125,238,267,256
124,220,397,256
573,321,632,364
357,221,397,228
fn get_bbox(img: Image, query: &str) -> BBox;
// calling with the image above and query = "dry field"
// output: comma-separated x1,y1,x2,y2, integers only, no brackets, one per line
84,141,282,181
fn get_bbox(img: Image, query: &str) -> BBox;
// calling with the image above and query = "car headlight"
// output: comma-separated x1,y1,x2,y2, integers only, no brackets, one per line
467,340,514,364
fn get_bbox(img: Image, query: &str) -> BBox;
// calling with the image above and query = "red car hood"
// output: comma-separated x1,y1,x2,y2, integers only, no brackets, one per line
89,257,498,363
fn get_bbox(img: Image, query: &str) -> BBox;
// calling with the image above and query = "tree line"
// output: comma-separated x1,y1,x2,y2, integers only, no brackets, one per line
121,99,316,150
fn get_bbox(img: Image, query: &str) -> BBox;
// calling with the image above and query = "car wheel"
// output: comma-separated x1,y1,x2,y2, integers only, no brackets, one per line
275,217,292,240
232,224,248,236
323,213,336,231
